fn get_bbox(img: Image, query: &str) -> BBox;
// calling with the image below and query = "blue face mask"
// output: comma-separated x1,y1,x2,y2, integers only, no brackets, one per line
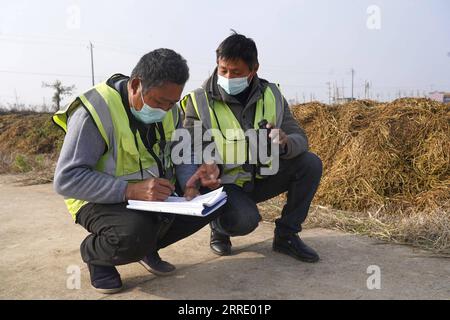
131,89,167,124
217,74,250,96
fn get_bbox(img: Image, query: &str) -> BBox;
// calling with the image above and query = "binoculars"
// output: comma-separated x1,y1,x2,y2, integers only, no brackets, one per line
257,119,272,158
242,119,273,192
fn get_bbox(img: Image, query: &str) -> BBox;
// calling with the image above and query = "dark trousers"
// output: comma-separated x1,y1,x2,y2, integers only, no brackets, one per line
211,152,323,237
76,202,222,266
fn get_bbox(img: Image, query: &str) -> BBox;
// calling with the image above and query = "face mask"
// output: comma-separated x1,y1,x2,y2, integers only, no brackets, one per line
131,88,167,124
217,74,250,95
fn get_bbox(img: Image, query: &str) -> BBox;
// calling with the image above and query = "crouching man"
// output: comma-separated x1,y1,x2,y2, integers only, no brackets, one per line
53,49,221,293
182,33,322,263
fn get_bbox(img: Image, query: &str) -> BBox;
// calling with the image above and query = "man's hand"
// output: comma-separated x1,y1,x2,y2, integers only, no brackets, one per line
126,178,175,201
184,163,221,201
267,123,289,148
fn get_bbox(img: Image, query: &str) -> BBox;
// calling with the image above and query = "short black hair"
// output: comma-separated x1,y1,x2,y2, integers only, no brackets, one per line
131,48,189,93
216,31,259,70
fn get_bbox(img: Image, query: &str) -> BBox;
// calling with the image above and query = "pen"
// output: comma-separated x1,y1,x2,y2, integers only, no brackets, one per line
145,169,179,197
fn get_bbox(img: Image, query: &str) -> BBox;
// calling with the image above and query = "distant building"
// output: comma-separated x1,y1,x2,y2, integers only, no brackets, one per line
429,91,450,103
333,97,356,104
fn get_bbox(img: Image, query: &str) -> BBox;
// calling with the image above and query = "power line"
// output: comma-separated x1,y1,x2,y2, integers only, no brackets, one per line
0,32,150,49
0,35,85,48
0,33,164,60
0,69,108,79
0,36,146,57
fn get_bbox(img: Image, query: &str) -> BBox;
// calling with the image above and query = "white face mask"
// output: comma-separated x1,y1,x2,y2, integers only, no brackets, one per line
131,85,167,124
217,74,250,95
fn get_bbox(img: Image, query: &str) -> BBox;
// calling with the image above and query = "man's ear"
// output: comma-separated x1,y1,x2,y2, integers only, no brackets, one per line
130,78,141,95
253,63,260,74
248,63,259,83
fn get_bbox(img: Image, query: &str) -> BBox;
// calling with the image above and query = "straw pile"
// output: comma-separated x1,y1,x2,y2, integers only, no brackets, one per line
288,98,449,252
0,113,61,183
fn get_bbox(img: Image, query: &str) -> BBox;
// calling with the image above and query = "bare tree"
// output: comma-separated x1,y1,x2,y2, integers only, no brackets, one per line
42,80,76,112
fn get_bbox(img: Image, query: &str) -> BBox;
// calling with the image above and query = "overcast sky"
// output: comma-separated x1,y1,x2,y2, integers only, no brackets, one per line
0,0,449,107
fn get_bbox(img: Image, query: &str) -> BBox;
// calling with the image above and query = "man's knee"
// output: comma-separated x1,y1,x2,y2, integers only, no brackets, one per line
297,152,323,181
235,215,260,236
219,210,261,236
112,218,157,263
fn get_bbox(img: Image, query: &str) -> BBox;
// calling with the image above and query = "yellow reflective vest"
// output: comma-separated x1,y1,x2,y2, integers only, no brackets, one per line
181,83,284,188
53,79,179,220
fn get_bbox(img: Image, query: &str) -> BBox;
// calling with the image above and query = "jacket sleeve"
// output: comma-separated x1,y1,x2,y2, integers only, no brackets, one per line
53,107,128,203
279,97,309,159
172,104,199,192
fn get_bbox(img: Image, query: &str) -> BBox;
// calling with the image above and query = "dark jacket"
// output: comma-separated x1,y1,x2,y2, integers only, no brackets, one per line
183,69,309,159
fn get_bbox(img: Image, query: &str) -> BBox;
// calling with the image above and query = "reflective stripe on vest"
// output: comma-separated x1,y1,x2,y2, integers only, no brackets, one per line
181,83,284,187
53,81,179,220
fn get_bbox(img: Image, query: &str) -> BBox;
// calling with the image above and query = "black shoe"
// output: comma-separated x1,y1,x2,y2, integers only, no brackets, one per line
273,233,320,263
210,229,232,256
139,251,176,276
87,263,123,294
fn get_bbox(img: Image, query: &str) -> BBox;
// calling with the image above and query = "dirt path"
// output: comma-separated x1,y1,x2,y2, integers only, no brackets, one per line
0,175,448,300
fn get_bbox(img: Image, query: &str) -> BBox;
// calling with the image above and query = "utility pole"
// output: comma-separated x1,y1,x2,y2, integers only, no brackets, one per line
14,89,19,108
326,82,331,105
334,81,338,102
89,41,95,86
364,81,367,99
351,68,355,100
364,81,371,99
